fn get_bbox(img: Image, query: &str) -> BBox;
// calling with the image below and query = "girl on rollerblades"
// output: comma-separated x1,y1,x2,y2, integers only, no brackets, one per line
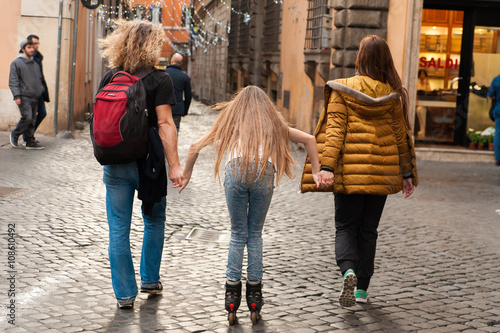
179,85,320,324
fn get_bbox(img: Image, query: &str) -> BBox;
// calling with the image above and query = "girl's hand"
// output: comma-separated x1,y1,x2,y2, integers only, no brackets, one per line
178,173,191,193
312,173,320,188
402,178,414,198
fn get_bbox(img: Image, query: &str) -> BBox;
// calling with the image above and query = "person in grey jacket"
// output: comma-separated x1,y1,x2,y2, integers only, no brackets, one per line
164,53,192,132
9,39,44,149
22,34,49,144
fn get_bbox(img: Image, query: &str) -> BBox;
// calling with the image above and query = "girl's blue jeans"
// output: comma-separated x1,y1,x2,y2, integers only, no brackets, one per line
224,159,274,281
103,162,166,302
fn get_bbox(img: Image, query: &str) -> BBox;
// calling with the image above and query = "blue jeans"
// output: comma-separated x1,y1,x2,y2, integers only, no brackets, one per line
495,116,500,162
103,162,166,301
224,159,274,281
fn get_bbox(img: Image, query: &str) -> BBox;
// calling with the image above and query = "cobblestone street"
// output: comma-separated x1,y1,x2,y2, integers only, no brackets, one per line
1,100,500,333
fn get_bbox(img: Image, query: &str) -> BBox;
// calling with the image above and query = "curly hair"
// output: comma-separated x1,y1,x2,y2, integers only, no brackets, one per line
98,20,166,73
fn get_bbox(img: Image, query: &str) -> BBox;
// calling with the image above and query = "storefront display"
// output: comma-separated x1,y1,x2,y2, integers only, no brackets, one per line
416,8,499,143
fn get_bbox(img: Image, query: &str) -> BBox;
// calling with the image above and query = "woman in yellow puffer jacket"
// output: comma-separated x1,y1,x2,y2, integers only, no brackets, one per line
301,35,417,307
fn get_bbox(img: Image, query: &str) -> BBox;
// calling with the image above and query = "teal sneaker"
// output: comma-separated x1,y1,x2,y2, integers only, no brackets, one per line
338,269,357,307
355,289,368,303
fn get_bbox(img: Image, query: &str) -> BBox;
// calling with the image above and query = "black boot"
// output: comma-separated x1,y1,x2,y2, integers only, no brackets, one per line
225,281,242,325
246,281,263,324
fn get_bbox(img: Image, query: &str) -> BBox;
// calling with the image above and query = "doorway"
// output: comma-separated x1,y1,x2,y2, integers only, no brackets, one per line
416,9,463,143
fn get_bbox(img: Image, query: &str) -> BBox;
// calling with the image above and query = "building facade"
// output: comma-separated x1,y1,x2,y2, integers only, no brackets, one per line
127,0,190,64
190,0,231,104
0,0,96,135
189,0,500,149
0,0,190,135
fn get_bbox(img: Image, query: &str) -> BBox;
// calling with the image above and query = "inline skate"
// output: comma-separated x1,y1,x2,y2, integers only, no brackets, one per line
246,281,263,324
225,281,242,325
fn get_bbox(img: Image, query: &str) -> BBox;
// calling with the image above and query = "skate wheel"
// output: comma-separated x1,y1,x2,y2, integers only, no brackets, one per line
228,312,236,326
251,311,259,324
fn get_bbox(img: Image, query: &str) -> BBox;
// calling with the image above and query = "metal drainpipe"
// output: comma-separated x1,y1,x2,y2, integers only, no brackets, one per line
68,0,80,132
53,0,63,136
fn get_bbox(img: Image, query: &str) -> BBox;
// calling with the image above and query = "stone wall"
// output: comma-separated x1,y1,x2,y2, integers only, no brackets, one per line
330,0,390,79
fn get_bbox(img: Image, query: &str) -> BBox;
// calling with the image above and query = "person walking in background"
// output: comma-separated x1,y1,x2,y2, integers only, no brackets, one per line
21,34,49,145
179,86,320,325
97,20,183,309
165,53,191,132
301,35,418,307
9,39,45,150
487,74,500,166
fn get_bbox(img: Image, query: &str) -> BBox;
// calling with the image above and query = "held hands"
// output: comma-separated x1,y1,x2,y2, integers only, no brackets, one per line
402,178,414,199
169,165,184,189
316,170,334,189
15,98,21,106
312,173,320,188
178,172,191,193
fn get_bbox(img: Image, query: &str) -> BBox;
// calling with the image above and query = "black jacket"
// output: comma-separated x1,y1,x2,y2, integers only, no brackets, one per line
164,64,192,116
33,51,49,102
138,127,167,215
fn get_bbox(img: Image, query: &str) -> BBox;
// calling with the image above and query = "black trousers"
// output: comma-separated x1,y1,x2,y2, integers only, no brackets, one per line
334,192,387,291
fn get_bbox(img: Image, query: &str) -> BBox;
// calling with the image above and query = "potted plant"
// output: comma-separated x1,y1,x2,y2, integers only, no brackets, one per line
478,134,488,150
488,133,494,150
467,130,479,149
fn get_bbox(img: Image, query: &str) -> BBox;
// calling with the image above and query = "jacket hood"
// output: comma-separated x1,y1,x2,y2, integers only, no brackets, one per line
17,54,33,62
325,76,400,118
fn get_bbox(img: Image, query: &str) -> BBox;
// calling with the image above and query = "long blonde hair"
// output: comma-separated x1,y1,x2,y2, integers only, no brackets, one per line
98,20,166,74
193,86,296,185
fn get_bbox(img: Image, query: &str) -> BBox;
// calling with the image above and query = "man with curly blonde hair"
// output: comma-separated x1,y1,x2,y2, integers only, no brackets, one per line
97,20,183,309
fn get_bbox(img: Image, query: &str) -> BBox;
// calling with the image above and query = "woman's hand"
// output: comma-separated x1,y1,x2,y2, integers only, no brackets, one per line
317,170,334,189
178,173,191,193
402,178,414,198
312,173,320,188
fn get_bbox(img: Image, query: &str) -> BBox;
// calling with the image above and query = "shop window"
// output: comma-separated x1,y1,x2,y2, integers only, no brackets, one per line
304,0,331,50
467,27,500,134
416,9,463,142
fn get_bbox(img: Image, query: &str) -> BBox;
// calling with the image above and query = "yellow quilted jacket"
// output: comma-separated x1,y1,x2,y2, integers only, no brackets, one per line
301,76,418,194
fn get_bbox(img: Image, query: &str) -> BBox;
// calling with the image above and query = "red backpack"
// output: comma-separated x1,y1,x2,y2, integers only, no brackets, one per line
90,69,154,165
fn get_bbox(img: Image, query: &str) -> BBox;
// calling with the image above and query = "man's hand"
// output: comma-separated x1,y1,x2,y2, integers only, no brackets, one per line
15,98,21,106
169,165,184,188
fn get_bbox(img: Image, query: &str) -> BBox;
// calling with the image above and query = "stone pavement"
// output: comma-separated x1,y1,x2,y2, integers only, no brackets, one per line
1,100,500,333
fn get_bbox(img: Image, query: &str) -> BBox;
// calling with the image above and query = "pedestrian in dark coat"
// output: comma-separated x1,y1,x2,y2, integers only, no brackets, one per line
165,53,192,132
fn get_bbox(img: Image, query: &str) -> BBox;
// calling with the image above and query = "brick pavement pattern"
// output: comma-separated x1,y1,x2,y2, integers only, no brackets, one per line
1,100,500,332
